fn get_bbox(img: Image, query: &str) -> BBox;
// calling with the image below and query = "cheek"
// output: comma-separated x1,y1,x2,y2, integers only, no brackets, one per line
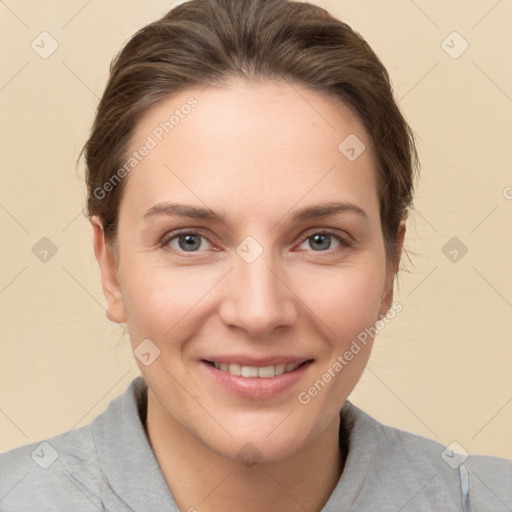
292,261,386,341
292,264,384,416
119,259,222,339
119,246,386,348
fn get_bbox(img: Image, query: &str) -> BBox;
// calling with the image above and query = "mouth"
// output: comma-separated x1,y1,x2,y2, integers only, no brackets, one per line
200,357,315,400
202,359,313,378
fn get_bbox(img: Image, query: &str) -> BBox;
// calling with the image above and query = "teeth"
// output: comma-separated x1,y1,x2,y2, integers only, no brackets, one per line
228,363,242,376
258,365,275,378
241,366,259,377
275,364,286,376
212,361,300,378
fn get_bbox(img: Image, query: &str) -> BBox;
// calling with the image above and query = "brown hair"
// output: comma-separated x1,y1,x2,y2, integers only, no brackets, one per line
81,0,418,268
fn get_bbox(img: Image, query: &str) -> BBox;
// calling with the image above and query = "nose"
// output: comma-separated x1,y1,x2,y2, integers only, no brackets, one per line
218,247,298,337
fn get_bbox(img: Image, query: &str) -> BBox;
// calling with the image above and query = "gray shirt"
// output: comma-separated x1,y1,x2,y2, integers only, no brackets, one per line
1,376,511,511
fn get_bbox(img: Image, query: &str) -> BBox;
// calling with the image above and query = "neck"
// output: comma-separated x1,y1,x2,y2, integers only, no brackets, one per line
145,390,345,512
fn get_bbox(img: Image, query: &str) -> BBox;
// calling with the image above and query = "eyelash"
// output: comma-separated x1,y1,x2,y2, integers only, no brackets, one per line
158,228,353,256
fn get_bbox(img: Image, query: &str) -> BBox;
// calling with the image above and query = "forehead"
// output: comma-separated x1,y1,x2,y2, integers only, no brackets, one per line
121,80,379,221
131,79,370,155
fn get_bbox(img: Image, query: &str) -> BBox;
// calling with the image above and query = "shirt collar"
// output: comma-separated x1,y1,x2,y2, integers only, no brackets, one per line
91,375,374,511
322,400,378,510
91,376,179,511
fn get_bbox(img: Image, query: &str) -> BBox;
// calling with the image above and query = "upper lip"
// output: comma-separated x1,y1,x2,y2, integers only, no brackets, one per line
202,355,314,367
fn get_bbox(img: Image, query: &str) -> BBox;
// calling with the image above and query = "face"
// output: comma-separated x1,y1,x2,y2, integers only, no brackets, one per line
93,79,403,462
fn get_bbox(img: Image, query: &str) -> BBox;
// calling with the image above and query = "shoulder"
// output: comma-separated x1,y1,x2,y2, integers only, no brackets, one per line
0,376,152,512
339,401,512,511
0,424,104,511
464,453,512,511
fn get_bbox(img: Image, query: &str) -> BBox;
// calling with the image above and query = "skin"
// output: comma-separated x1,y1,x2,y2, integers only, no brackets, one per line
92,79,405,512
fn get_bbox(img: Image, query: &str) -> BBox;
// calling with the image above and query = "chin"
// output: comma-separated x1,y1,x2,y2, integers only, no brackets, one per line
221,433,311,466
199,414,321,465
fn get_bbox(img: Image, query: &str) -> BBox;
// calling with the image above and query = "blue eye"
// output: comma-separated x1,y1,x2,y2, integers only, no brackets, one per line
164,232,212,252
160,229,351,256
299,232,348,252
177,234,203,251
308,233,333,251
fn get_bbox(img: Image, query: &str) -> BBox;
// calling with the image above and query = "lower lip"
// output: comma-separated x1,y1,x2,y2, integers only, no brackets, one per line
200,361,313,400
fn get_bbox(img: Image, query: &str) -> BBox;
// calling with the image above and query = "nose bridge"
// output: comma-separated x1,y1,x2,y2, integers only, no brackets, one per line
220,239,296,335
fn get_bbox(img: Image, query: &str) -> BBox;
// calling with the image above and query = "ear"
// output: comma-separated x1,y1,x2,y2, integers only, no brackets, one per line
378,222,406,318
91,216,126,324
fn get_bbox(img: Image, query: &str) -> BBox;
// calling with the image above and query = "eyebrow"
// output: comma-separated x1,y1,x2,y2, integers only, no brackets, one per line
142,201,368,224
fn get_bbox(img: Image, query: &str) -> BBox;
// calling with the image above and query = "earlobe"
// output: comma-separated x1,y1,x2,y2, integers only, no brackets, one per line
379,222,406,318
91,216,126,324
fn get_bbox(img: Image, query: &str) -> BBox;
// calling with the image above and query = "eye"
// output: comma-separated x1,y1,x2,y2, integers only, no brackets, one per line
161,231,214,253
160,228,352,256
298,231,351,252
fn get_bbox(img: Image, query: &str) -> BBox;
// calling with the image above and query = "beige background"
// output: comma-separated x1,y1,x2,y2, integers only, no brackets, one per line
1,0,511,459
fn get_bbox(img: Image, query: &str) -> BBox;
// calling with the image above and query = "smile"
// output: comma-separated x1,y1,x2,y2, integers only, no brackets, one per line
201,357,315,399
206,361,305,378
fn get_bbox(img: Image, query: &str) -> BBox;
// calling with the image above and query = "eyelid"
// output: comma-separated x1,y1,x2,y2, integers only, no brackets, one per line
300,227,353,244
159,227,353,255
159,227,216,252
295,228,353,252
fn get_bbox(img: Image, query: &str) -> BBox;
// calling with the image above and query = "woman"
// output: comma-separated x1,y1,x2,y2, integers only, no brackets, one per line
1,0,510,510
